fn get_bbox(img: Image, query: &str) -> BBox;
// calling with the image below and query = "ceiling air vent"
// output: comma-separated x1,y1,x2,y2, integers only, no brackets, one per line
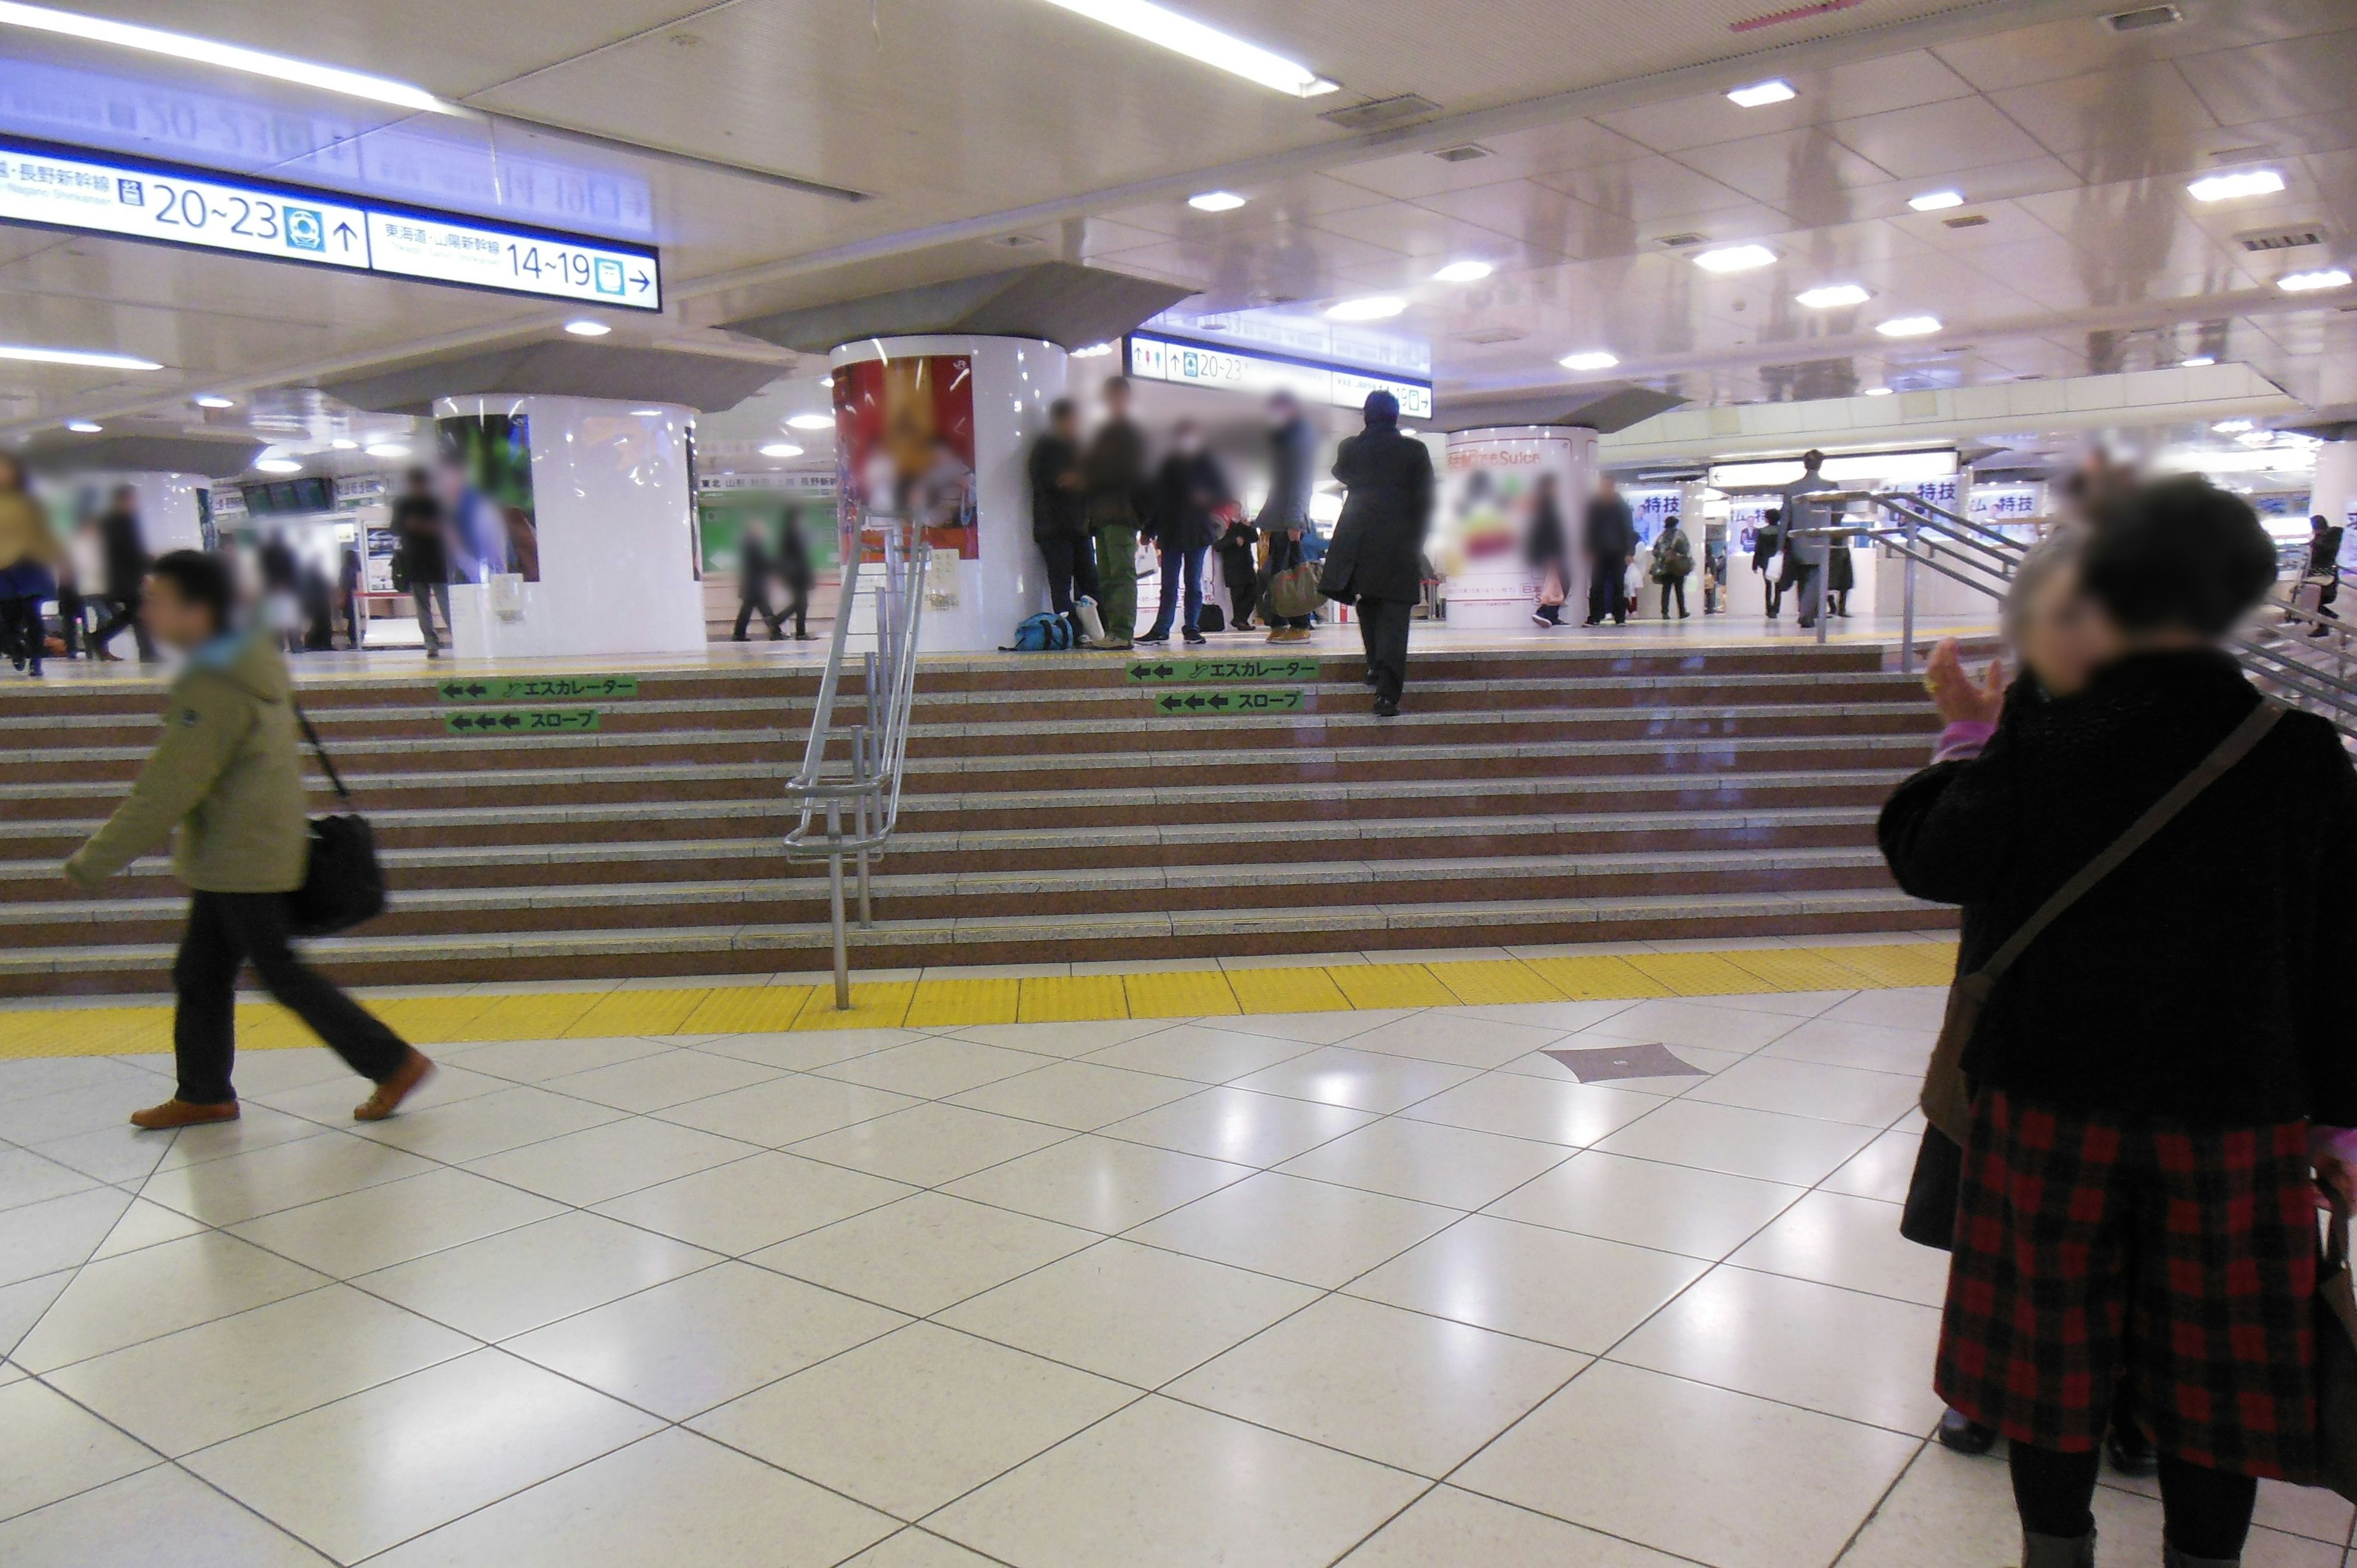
2102,4,2180,30
993,234,1044,249
1655,232,1708,249
2237,226,2326,253
1455,326,1528,345
1431,144,1492,164
1319,94,1441,133
1943,214,1991,230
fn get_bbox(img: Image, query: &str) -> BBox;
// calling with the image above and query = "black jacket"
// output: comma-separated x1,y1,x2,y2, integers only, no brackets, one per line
1524,496,1568,568
1878,649,2357,1126
1151,450,1228,552
1253,415,1317,535
97,508,149,597
1027,433,1086,543
736,530,773,598
777,512,813,589
1319,416,1433,606
1582,493,1635,558
1081,419,1150,531
390,494,447,585
1751,518,1781,573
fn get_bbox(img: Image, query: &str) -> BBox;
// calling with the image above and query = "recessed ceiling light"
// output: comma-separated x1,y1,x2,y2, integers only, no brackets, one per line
2186,169,2285,203
1188,190,1247,212
1795,283,1871,309
1725,79,1795,108
364,442,410,458
1070,342,1117,358
0,343,163,370
2180,355,2216,367
1034,0,1336,96
563,319,611,337
1862,386,1895,396
1432,260,1493,283
1558,350,1619,371
2212,419,2254,433
759,442,804,458
192,393,234,409
817,376,832,389
64,420,101,432
254,458,301,473
786,412,835,430
1908,190,1965,212
1876,315,1943,338
2279,268,2352,293
1325,296,1406,321
330,438,359,449
0,0,456,114
629,408,665,417
1693,244,1776,273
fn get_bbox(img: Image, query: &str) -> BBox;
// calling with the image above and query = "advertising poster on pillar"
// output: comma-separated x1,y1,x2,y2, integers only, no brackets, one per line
1441,433,1585,628
831,355,978,561
436,412,540,582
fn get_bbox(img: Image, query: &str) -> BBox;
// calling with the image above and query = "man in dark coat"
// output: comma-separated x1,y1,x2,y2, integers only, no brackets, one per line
732,519,784,641
1320,391,1433,717
1753,506,1786,618
390,468,450,658
1081,377,1150,649
777,504,816,639
1141,420,1226,646
1028,398,1094,643
90,483,158,662
1581,477,1635,626
1255,392,1318,641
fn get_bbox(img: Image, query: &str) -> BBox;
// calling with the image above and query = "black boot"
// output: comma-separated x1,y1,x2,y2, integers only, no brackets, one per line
2103,1420,2156,1477
1937,1406,1997,1455
2021,1527,2096,1568
2163,1545,2239,1568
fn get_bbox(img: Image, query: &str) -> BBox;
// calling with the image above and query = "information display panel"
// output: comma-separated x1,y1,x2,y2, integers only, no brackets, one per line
0,136,660,310
1128,332,1432,421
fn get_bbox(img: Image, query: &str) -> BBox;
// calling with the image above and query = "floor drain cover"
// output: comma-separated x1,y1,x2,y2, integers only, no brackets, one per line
1542,1041,1703,1083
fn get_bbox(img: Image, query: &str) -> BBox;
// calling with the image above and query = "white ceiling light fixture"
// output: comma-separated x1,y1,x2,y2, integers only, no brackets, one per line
1725,79,1795,108
192,393,234,409
364,442,410,458
1070,342,1117,358
759,442,804,458
562,319,611,337
254,458,301,474
2212,418,2254,433
2180,355,2216,367
786,412,835,430
1433,260,1493,283
1188,190,1247,212
1795,283,1871,309
1558,350,1619,371
1862,386,1895,396
0,343,162,370
1692,244,1776,274
1033,0,1336,96
0,0,457,114
2186,168,2285,203
330,438,359,449
2279,268,2352,293
64,420,101,433
1876,314,1943,338
1908,190,1965,212
817,376,832,389
1325,296,1406,321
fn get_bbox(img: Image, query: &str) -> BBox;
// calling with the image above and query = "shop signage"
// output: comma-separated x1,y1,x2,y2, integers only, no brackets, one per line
1150,689,1306,714
1127,332,1432,421
0,135,660,310
1125,657,1320,684
437,676,640,702
444,709,602,735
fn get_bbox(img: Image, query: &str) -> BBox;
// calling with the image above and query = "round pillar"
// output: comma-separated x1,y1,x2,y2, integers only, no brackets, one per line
827,336,1068,652
2315,441,2357,544
1441,427,1596,628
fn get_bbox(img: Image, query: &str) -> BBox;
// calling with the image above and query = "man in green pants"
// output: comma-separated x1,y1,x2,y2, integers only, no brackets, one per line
1081,376,1148,651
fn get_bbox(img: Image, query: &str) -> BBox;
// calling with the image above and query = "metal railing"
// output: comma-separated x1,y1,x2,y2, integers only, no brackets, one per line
782,515,929,1008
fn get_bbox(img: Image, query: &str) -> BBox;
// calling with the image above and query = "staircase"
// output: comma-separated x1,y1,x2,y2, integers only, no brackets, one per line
0,639,1954,997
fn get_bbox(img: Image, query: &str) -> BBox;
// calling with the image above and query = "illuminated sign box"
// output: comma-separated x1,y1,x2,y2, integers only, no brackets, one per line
0,136,660,311
1128,332,1433,422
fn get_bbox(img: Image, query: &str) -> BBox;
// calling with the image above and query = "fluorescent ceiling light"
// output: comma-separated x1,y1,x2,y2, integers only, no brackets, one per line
254,458,301,473
2186,168,2285,203
1693,244,1775,273
1795,283,1870,309
759,442,804,458
64,420,101,433
1188,190,1247,212
2212,419,2254,433
1325,296,1406,321
330,438,358,449
562,319,611,337
1725,79,1795,108
364,442,409,458
629,409,664,417
0,0,455,114
192,393,234,409
1432,260,1493,283
0,343,162,370
2180,355,2215,367
1908,190,1965,212
1862,386,1894,396
1034,0,1336,96
2280,268,2352,293
1876,314,1943,338
1558,350,1619,371
1070,342,1117,358
786,412,835,430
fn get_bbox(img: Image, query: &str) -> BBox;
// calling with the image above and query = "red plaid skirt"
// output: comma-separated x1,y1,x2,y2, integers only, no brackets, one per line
1936,1088,2319,1478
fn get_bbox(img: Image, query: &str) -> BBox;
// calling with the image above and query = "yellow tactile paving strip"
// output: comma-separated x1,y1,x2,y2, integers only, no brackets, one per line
0,942,1959,1060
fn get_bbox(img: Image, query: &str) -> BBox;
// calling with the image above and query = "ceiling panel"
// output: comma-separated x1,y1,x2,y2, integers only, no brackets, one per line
1668,129,1899,223
1930,0,2354,93
1986,61,2220,159
2175,29,2357,126
1329,120,1651,202
1590,50,1978,155
1824,98,2053,180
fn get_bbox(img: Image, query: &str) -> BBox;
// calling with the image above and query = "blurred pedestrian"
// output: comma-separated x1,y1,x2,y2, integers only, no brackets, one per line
1321,391,1433,717
1141,420,1225,647
1650,513,1694,619
1082,377,1148,651
1526,473,1572,627
1255,391,1318,643
1028,398,1093,644
90,483,158,662
0,455,58,678
390,467,451,657
1581,476,1634,626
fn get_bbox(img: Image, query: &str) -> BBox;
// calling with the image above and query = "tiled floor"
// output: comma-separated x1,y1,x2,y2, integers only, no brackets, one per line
1,984,2347,1567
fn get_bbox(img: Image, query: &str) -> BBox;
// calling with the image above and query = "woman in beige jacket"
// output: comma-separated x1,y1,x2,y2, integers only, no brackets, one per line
0,455,60,676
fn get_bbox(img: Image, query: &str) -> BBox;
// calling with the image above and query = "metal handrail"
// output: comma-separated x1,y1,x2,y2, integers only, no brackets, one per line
781,515,930,1007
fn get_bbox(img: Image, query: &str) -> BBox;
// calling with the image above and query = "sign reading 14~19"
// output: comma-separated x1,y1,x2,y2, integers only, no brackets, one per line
0,136,659,311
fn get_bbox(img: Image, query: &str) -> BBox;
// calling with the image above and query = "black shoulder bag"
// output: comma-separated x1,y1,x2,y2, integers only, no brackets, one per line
287,701,387,936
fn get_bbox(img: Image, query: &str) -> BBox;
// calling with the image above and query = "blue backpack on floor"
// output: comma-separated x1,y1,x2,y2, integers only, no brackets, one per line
1003,612,1072,652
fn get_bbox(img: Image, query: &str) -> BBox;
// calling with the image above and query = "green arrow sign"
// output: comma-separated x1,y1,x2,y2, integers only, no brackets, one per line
438,675,640,702
1151,688,1306,715
444,709,602,736
1124,657,1320,684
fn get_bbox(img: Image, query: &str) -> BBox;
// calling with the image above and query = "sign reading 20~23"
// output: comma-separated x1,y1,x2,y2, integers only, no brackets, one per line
0,136,659,311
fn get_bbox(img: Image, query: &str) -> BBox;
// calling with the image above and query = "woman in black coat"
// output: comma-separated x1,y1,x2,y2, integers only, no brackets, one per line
1525,473,1572,627
1320,390,1433,717
1879,477,2357,1568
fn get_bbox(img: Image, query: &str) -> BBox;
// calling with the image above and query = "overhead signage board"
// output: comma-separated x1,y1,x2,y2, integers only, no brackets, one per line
1128,332,1433,422
0,136,660,310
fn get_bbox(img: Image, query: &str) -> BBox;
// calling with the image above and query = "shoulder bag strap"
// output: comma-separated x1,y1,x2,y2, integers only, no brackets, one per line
288,700,353,806
1978,697,2284,984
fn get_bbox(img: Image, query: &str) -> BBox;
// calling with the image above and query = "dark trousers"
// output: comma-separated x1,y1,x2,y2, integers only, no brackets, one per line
172,890,411,1104
57,589,83,657
1263,532,1311,630
733,584,783,640
1586,555,1627,624
1039,533,1090,636
1,595,41,670
1217,547,1258,627
1357,597,1412,703
1145,543,1206,638
411,582,451,652
94,591,157,660
343,598,361,650
2010,1442,2253,1559
782,576,810,636
1658,578,1687,617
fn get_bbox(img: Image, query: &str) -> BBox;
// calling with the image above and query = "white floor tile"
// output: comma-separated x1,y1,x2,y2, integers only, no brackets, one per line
0,1186,132,1287
1679,1054,1921,1127
840,1529,1004,1567
1727,1188,1953,1305
1483,1149,1805,1259
139,1132,436,1227
753,1192,1098,1317
0,1377,159,1520
438,1033,673,1084
1341,1484,1691,1567
254,1062,507,1126
1492,1040,1747,1093
1430,1000,1643,1033
1823,1126,1928,1205
593,1150,914,1255
1348,1213,1708,1352
1593,1098,1878,1186
1574,998,1803,1052
0,1464,331,1566
1821,987,1950,1032
462,1117,758,1206
786,1102,1070,1187
1214,1008,1407,1045
813,1037,1060,1098
1339,1013,1573,1070
147,1105,333,1171
654,1075,919,1148
541,1048,786,1113
692,1028,918,1072
1126,1172,1458,1289
945,1018,1177,1056
943,1135,1253,1233
344,1083,627,1163
946,1060,1201,1131
87,1198,209,1261
1228,1046,1479,1114
1097,1086,1378,1168
1761,1014,1938,1075
1276,1118,1573,1210
1080,1024,1317,1084
0,1269,72,1360
355,1211,718,1342
12,1231,328,1374
229,1166,565,1278
0,1146,100,1213
1396,1073,1660,1148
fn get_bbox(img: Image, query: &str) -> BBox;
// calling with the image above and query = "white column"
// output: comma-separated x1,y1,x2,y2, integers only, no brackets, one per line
435,395,703,660
1441,427,1596,628
826,336,1067,653
2315,442,2357,547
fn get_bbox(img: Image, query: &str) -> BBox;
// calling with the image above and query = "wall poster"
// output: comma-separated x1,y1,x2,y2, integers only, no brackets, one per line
436,412,540,582
831,355,978,561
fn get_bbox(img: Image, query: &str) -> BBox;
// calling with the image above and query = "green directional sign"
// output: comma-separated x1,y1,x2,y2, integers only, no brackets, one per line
444,709,602,736
437,675,640,703
1124,657,1320,684
1151,689,1306,715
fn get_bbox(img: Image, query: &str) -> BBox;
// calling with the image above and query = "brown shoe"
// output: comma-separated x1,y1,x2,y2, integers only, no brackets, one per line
130,1098,239,1130
354,1049,435,1121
